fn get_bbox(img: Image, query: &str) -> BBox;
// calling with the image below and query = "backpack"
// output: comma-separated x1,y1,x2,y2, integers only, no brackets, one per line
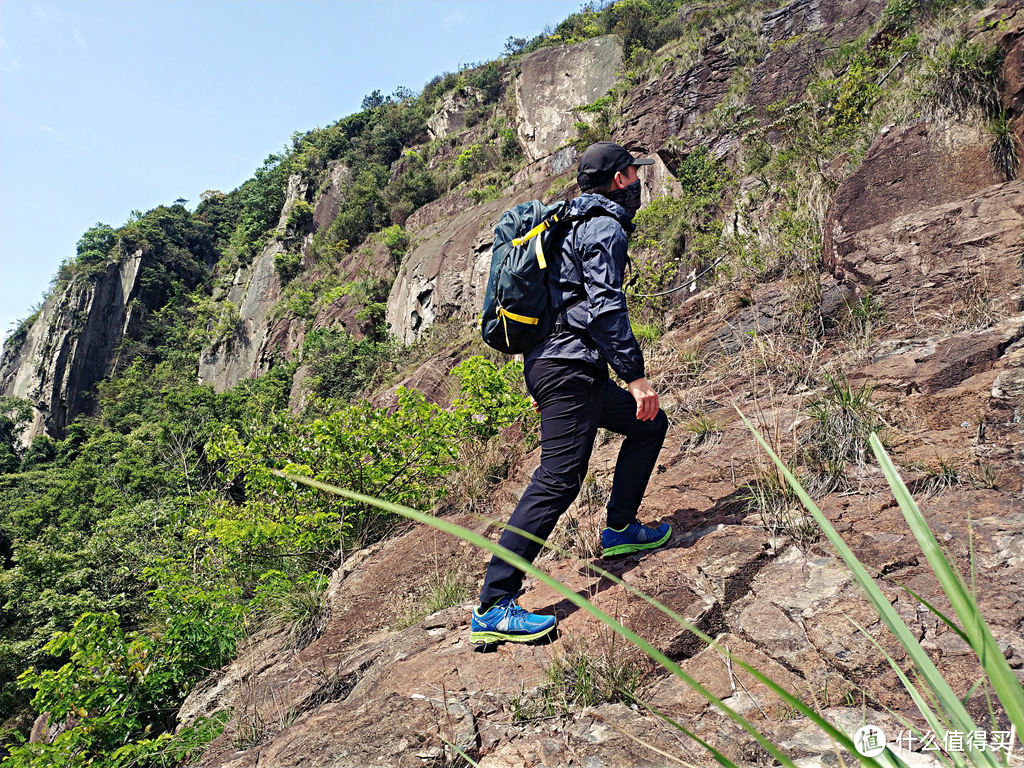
482,199,625,355
480,199,567,355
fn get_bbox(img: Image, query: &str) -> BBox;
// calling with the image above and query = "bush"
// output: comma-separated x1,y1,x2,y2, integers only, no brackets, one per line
274,250,302,285
925,37,1003,118
467,62,502,103
303,327,397,401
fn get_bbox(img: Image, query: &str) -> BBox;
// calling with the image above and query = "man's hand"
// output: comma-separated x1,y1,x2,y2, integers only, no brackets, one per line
626,377,660,421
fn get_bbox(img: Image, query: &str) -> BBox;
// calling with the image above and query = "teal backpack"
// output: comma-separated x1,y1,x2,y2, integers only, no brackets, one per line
481,199,624,355
480,199,567,355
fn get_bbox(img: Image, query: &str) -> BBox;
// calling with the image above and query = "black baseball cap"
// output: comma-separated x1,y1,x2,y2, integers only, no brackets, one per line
577,141,654,191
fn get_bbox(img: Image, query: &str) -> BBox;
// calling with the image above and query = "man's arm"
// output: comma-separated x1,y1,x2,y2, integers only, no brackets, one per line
580,220,656,419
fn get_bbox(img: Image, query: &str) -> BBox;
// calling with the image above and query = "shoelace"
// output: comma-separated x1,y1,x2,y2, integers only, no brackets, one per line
502,601,528,618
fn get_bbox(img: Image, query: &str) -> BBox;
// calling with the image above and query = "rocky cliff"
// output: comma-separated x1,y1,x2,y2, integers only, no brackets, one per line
0,250,146,439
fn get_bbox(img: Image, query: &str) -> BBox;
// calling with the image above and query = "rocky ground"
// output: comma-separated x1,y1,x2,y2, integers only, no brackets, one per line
182,103,1024,768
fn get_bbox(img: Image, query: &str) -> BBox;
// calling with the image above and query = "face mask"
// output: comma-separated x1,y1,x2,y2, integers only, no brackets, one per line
604,179,642,219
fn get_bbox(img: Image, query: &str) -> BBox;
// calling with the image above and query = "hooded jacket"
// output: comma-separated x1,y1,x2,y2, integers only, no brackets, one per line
524,193,645,383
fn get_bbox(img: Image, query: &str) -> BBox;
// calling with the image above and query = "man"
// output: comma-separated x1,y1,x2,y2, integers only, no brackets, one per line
470,141,671,645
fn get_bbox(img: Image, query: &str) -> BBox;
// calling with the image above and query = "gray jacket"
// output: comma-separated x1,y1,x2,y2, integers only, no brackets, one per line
525,193,645,383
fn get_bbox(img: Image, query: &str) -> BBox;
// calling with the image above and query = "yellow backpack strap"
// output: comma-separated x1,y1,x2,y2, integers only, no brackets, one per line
511,214,560,247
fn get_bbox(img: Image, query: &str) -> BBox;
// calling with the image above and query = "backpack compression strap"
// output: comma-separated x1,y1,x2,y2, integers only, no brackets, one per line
511,214,560,270
496,305,539,347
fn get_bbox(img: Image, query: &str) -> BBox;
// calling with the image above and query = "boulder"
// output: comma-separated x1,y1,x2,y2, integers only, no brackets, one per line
514,35,623,163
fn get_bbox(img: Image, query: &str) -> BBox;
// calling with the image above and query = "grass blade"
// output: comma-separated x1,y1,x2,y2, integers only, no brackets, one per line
847,614,965,768
737,410,998,767
273,470,806,768
486,516,883,764
887,578,970,646
869,432,1024,736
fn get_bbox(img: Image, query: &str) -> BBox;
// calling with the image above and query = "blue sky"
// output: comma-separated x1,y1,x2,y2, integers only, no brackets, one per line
0,0,582,351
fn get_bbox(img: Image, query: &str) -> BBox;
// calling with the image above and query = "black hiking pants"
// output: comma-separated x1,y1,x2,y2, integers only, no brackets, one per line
478,357,668,609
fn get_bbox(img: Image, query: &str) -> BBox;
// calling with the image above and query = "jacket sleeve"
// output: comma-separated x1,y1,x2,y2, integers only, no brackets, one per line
579,218,646,382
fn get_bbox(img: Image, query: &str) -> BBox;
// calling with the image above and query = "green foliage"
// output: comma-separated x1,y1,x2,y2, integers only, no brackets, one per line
572,108,613,151
808,31,919,148
628,147,732,324
844,289,886,339
453,143,493,182
274,250,302,285
925,37,1003,118
75,222,117,271
302,327,397,401
203,356,527,573
467,62,502,103
396,567,473,628
322,163,389,253
528,0,687,63
228,153,292,263
285,198,313,232
576,95,613,114
380,224,410,259
683,413,721,443
0,397,33,474
254,571,329,649
468,184,502,204
499,127,522,161
449,357,530,440
8,565,242,768
742,468,819,550
194,189,242,253
801,374,882,485
515,637,643,720
630,320,661,349
988,110,1021,181
386,151,439,225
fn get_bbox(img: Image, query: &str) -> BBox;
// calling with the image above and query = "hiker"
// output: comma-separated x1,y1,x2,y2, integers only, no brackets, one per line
471,141,671,644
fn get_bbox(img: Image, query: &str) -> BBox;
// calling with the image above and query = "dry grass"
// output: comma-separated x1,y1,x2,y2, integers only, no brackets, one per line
445,428,527,514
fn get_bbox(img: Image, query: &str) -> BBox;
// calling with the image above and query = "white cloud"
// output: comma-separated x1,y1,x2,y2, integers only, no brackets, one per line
73,30,87,50
40,125,58,135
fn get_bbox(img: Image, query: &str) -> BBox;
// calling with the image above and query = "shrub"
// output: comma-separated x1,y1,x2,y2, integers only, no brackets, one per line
925,37,1003,119
380,224,410,259
274,250,302,285
801,374,881,486
467,62,502,103
303,327,397,401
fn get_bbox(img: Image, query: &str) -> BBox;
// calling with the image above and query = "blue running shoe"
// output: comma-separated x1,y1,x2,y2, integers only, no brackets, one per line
601,521,672,558
470,594,556,644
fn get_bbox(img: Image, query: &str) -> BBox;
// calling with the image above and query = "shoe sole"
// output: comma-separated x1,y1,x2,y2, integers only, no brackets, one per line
602,526,672,558
470,625,556,644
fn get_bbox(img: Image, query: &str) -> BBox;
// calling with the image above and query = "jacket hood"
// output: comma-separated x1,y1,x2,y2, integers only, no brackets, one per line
567,193,633,230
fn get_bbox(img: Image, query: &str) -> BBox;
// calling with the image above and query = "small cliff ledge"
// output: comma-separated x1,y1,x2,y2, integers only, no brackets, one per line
0,250,146,439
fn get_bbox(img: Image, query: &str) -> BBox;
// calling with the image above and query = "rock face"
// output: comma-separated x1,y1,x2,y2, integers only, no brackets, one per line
198,244,284,391
427,87,486,140
9,4,1024,762
514,35,624,162
385,201,498,345
385,178,552,345
198,173,310,392
0,250,146,439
